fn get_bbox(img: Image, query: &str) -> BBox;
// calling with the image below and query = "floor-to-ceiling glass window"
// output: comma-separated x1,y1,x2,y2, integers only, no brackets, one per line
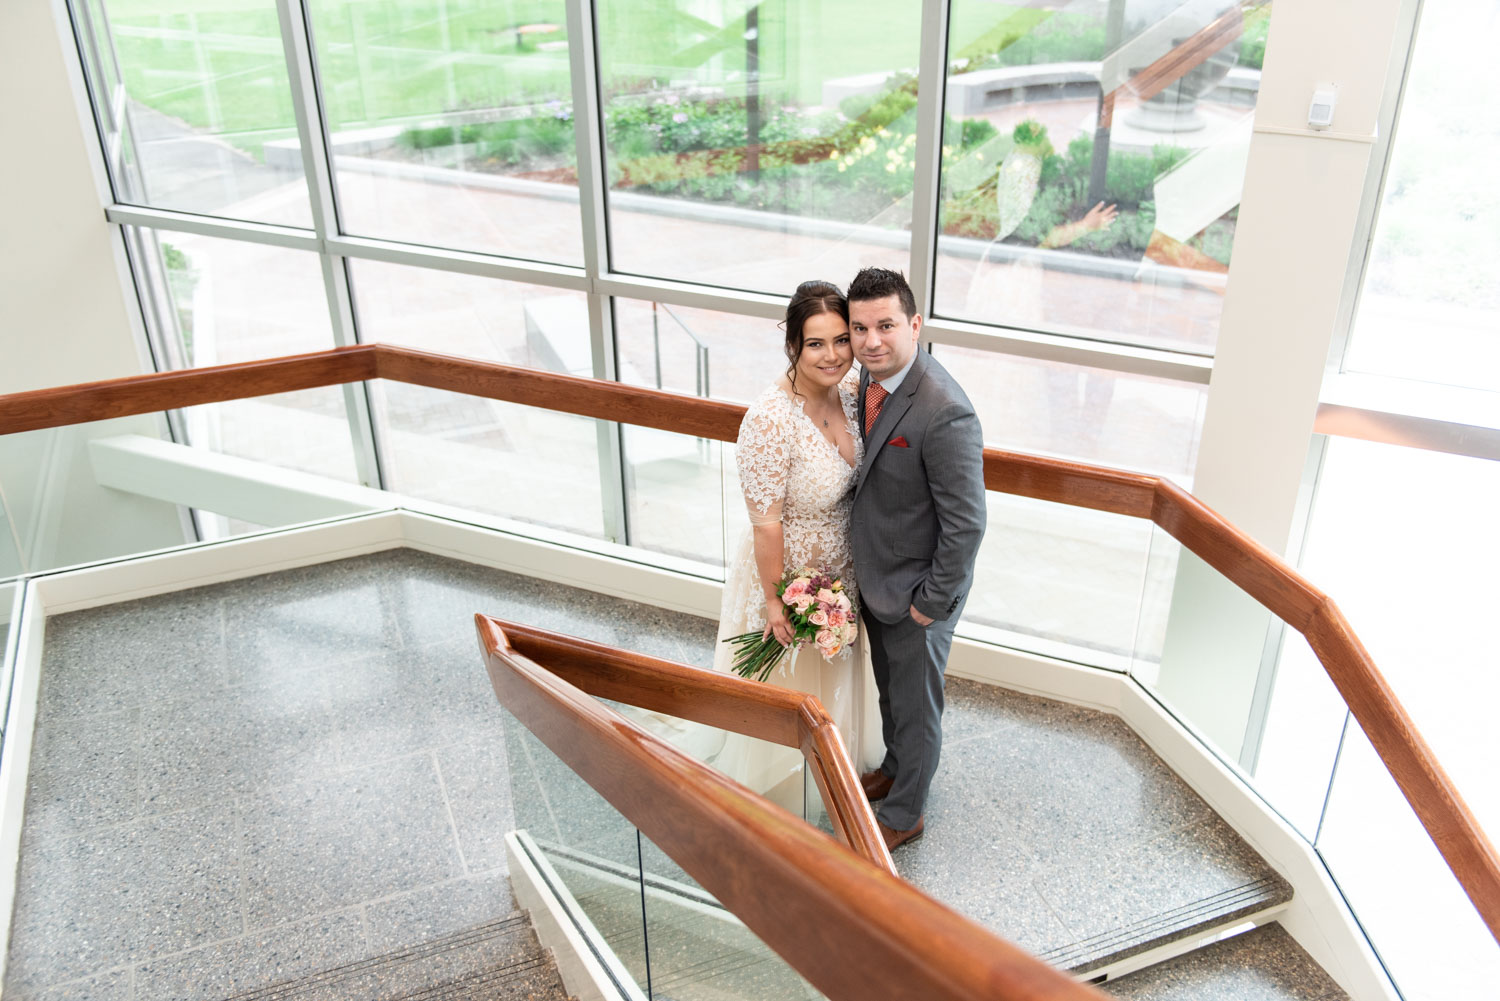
595,0,924,292
75,0,314,225
932,0,1267,354
308,0,586,264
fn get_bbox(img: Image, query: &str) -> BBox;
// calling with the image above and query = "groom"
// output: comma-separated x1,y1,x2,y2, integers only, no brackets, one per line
848,268,986,851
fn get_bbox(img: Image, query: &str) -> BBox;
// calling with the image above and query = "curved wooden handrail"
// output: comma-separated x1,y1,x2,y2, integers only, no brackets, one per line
491,619,892,872
3,345,1497,944
477,614,1107,1001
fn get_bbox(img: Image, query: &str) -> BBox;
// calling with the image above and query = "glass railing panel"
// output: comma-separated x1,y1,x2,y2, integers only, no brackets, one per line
1297,436,1500,843
1132,526,1346,841
0,419,189,575
0,487,23,580
639,830,823,1001
1316,720,1500,1000
499,703,650,991
964,491,1156,671
0,580,19,741
613,702,808,823
0,410,389,574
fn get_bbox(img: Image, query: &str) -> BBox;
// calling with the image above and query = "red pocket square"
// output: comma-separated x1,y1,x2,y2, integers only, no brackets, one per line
887,436,909,448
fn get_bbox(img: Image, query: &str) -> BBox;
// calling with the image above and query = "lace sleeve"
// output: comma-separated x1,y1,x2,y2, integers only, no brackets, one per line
735,393,791,526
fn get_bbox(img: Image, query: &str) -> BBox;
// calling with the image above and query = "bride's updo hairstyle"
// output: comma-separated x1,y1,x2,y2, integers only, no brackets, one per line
781,280,848,395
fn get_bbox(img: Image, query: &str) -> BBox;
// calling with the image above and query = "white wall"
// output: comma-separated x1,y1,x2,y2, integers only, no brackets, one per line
1154,0,1411,760
0,2,187,574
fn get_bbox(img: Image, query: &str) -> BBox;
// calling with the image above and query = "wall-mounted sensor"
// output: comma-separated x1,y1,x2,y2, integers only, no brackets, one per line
1308,85,1337,130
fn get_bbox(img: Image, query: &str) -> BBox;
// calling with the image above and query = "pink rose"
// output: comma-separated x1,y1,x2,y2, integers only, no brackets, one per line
835,593,852,612
809,609,828,626
817,588,837,604
826,609,845,627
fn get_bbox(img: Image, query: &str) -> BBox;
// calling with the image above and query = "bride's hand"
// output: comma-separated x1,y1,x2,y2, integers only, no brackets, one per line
763,599,795,646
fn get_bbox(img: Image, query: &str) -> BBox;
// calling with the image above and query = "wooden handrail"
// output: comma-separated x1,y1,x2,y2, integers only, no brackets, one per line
492,618,894,875
3,345,1497,945
477,614,1108,1001
0,345,378,435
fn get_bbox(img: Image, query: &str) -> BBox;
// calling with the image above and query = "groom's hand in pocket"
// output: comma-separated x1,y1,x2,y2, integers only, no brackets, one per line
909,604,934,627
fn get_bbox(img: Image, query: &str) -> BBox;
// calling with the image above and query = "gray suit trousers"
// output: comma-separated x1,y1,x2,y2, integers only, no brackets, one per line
862,595,966,830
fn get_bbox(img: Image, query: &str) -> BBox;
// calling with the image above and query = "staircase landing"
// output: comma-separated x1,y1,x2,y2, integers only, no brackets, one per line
6,550,1338,999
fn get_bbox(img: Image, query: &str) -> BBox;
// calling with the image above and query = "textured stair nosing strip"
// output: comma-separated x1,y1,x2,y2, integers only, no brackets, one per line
1047,879,1285,958
222,914,537,1001
1037,877,1288,969
1042,887,1282,969
391,955,560,1001
1067,914,1284,986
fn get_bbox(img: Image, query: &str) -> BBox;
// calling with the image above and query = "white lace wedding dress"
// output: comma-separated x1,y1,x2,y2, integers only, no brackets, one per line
708,373,884,807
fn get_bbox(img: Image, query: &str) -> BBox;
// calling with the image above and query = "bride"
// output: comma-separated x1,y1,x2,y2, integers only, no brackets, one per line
710,280,883,809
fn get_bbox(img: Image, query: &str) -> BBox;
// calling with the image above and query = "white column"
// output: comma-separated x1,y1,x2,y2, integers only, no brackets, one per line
1154,0,1414,760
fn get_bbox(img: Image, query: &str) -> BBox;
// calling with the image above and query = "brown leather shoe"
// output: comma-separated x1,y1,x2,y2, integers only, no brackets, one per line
860,769,894,802
878,816,925,851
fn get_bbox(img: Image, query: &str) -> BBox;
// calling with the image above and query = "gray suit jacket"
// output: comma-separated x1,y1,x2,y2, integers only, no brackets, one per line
851,350,987,624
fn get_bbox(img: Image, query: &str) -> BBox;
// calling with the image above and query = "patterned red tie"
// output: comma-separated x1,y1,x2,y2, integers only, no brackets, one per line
863,382,888,438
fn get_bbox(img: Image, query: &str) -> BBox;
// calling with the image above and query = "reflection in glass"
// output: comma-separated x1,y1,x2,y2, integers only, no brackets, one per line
1346,0,1500,392
935,1,1269,353
71,0,313,226
597,0,921,290
1318,722,1500,1000
371,384,606,540
309,0,583,263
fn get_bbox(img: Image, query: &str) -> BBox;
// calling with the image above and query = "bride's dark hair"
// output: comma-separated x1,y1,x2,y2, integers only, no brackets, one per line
781,280,848,396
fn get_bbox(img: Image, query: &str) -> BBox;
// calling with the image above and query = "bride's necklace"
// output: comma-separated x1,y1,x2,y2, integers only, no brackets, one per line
800,394,839,429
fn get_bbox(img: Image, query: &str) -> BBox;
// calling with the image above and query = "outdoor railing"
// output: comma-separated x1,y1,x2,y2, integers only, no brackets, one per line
2,342,1496,952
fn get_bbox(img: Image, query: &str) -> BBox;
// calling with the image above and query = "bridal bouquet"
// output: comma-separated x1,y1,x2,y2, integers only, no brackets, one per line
724,568,858,682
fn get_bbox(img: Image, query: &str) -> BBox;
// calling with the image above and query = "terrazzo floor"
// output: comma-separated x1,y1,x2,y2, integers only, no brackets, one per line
5,549,1341,1000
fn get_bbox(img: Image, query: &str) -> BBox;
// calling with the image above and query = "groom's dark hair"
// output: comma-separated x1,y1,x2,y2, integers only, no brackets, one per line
847,267,917,320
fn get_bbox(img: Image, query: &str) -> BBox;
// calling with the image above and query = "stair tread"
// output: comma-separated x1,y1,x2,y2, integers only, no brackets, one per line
1102,924,1350,1000
220,915,573,1001
894,678,1293,974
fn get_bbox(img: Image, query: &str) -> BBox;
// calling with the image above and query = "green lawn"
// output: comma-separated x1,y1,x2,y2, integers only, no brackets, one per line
102,0,1049,156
